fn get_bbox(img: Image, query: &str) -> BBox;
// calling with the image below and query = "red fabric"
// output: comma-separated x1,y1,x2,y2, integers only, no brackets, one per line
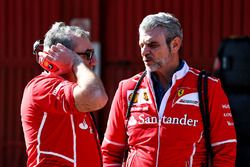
21,72,102,167
102,62,236,167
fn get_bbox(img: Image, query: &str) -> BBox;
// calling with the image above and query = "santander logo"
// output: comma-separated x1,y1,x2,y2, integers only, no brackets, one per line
128,114,199,127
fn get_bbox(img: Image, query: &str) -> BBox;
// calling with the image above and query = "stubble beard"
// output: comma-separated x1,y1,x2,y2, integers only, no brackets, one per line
145,61,161,72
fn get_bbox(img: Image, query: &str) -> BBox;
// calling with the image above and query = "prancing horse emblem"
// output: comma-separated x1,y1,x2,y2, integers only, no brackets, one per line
178,89,184,97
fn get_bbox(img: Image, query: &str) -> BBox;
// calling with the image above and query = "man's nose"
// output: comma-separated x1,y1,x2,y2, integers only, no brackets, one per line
141,46,150,57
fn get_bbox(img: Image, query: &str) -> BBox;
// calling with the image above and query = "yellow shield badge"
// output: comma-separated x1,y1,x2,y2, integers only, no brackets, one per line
177,89,184,97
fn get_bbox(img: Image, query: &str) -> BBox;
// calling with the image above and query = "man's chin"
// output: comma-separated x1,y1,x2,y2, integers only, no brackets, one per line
145,66,157,72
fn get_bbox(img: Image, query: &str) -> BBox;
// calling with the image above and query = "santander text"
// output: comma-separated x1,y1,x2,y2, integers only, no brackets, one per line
138,114,198,127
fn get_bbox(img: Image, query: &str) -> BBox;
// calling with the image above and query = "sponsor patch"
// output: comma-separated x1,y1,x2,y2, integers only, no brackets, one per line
227,121,234,126
127,88,152,106
128,114,199,127
224,112,232,117
222,104,230,109
128,92,139,103
175,93,199,106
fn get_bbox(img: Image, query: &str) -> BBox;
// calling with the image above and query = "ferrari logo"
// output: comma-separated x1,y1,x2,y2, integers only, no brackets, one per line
177,89,184,97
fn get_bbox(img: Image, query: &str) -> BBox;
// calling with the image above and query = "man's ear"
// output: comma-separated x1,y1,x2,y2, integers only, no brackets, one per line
170,37,181,53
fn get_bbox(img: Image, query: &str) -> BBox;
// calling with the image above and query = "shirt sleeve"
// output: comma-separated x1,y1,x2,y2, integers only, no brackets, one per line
101,81,127,167
31,76,78,114
209,79,237,167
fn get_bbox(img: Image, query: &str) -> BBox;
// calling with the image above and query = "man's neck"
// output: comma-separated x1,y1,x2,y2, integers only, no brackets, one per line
154,60,182,89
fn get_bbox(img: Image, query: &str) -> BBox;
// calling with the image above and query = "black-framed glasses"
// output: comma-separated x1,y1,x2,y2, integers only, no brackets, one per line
33,39,95,61
76,49,95,60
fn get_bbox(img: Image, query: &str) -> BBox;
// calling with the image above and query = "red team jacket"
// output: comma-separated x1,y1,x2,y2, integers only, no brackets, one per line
102,61,237,167
21,72,102,167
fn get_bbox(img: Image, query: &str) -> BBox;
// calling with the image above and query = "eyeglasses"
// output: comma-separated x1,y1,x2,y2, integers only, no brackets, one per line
32,39,95,61
76,49,95,60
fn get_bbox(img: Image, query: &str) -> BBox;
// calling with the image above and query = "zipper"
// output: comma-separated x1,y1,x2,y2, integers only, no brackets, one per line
155,118,161,167
148,72,161,167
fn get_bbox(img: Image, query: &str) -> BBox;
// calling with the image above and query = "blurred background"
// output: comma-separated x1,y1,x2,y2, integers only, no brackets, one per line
0,0,249,166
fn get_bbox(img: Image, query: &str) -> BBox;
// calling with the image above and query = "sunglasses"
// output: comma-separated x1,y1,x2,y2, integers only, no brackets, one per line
33,39,95,61
76,49,95,60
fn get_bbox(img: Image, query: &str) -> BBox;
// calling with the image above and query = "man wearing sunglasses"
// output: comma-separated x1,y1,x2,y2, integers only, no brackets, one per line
21,22,108,167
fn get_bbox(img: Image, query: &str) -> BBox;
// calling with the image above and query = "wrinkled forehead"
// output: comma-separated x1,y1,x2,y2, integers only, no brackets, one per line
139,27,166,44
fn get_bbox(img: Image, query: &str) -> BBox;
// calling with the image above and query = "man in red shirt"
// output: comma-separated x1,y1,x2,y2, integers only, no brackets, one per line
21,22,108,167
101,12,237,167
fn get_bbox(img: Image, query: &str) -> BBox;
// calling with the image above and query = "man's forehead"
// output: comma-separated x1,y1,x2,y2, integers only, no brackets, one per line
139,29,165,43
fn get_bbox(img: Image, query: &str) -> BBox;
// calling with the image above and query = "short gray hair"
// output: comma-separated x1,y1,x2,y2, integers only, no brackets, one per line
44,22,90,50
139,12,183,45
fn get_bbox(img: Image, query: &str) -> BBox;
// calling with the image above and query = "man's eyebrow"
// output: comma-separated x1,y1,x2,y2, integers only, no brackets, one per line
146,41,159,46
140,40,157,44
